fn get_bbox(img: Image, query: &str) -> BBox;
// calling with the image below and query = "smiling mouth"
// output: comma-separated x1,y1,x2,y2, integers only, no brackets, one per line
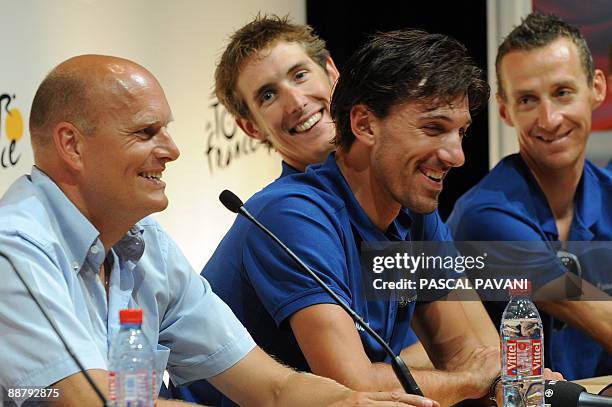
290,110,323,134
534,131,569,143
420,167,446,183
139,171,162,181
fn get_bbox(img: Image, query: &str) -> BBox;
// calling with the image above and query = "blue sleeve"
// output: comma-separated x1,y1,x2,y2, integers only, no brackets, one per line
449,205,566,291
242,195,353,326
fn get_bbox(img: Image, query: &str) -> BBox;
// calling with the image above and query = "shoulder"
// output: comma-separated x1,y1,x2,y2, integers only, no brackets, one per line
0,176,58,253
448,155,540,239
248,174,347,222
584,160,612,188
454,155,534,212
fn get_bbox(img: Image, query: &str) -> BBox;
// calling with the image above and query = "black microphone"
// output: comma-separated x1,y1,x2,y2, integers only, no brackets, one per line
545,380,612,406
0,252,109,406
219,189,423,396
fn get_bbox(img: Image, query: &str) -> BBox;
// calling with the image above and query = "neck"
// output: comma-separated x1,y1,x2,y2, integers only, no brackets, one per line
521,152,583,228
37,161,136,254
335,145,401,231
56,180,135,253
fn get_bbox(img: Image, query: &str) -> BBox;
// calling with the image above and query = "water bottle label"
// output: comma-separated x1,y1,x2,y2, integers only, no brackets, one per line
108,371,117,402
124,373,138,401
152,370,157,406
505,338,543,376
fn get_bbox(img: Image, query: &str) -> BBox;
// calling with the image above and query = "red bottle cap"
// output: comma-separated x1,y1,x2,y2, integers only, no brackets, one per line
119,308,143,324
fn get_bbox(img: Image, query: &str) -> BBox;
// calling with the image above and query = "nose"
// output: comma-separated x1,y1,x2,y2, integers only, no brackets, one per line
154,127,180,162
536,99,562,131
438,133,465,168
283,86,308,116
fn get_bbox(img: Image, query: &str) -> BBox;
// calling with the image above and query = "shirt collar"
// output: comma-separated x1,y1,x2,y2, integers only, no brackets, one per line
278,161,301,179
572,162,600,237
114,225,146,264
513,156,559,238
31,166,100,273
31,166,146,273
514,155,598,239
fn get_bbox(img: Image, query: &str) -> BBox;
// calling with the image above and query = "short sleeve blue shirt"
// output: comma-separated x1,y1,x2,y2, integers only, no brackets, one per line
194,154,452,405
0,167,255,405
447,154,612,380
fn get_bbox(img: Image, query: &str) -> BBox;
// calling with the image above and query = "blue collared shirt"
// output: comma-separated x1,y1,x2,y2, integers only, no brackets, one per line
0,167,255,405
448,154,612,379
191,153,452,406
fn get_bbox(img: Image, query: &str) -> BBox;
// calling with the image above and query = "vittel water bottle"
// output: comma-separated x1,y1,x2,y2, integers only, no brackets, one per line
109,309,156,407
500,284,544,407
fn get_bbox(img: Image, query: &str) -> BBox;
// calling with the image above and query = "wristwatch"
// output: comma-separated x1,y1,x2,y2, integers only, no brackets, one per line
488,375,502,405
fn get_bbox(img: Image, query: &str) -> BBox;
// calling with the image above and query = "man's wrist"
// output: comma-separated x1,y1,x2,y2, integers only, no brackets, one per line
488,375,502,405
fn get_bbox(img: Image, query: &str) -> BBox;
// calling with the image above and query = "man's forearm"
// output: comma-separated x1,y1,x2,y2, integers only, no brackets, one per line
274,371,353,406
537,300,612,352
411,368,487,407
367,363,487,407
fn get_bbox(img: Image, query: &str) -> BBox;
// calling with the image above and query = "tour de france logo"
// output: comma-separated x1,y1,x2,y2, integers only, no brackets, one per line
0,93,23,168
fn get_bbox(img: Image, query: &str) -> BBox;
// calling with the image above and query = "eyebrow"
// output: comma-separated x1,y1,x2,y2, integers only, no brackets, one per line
420,113,472,127
512,78,578,97
251,61,310,102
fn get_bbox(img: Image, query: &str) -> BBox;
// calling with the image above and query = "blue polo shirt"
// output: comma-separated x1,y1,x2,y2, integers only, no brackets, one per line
447,153,612,380
189,154,452,406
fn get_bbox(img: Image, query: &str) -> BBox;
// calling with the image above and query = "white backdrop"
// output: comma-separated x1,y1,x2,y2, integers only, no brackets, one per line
0,0,305,270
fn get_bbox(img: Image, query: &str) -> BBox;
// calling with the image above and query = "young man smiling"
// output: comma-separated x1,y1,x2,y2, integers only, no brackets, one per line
215,14,339,174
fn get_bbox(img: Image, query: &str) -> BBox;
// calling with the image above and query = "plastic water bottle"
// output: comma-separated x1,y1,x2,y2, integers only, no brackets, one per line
109,308,156,407
500,284,544,407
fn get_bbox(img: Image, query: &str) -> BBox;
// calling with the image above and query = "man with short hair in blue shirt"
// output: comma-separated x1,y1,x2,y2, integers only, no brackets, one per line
0,54,437,407
203,29,515,406
448,13,612,380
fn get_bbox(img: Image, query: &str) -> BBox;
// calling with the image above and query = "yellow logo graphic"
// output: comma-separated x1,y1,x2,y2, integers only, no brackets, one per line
5,108,24,142
1,93,23,168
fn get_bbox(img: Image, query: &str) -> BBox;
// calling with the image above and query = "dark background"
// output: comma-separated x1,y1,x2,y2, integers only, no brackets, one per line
307,0,489,220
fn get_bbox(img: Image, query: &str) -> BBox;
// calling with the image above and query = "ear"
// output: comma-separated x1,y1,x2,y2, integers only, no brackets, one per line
349,104,375,147
52,122,85,171
591,69,607,109
496,93,514,127
236,117,266,142
324,56,340,84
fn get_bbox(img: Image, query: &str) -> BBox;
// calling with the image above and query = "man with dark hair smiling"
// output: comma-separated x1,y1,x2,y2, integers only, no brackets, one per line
201,28,520,406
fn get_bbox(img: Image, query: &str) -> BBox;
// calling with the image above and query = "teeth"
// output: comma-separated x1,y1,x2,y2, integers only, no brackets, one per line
536,136,555,142
422,169,444,181
140,172,162,180
293,111,322,133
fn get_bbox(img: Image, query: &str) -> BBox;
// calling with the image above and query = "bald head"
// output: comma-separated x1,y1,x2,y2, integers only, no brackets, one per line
29,54,159,157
